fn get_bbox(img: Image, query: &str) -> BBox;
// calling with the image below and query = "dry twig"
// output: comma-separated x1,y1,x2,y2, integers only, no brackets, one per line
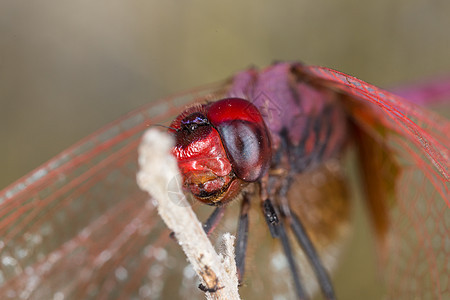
137,129,240,300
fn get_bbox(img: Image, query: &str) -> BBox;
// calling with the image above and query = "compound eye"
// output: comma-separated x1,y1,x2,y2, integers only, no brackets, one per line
207,98,272,182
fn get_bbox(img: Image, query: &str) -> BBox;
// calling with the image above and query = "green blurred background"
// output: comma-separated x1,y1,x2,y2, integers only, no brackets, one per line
1,1,450,189
1,1,449,299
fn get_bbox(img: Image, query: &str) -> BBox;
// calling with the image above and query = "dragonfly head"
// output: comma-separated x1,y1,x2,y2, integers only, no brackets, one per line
169,98,272,205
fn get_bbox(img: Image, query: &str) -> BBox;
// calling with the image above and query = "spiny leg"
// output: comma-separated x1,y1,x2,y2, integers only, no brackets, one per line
235,194,250,283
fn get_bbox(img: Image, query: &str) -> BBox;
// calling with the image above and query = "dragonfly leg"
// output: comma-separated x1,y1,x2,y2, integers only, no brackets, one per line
278,175,336,300
260,194,308,299
235,194,250,283
288,210,336,300
260,174,281,238
262,198,280,238
277,212,309,300
169,206,226,239
202,206,226,236
262,145,315,299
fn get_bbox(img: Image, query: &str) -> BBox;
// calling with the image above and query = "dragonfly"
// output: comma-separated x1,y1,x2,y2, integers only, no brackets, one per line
0,62,448,300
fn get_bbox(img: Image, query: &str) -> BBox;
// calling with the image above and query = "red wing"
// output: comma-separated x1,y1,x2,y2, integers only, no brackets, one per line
391,76,450,106
0,82,229,299
297,65,449,299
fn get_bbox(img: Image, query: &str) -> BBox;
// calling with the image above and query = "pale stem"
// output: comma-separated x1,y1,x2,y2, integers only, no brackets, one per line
136,129,240,300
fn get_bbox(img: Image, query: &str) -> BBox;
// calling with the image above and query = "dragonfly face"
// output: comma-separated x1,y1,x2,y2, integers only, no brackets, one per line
169,98,271,205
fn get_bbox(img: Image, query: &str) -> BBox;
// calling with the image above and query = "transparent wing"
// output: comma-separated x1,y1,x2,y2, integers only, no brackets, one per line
297,65,449,299
0,82,230,299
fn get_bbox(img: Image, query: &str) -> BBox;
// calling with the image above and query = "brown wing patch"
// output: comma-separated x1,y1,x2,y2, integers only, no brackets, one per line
351,120,399,257
288,159,351,252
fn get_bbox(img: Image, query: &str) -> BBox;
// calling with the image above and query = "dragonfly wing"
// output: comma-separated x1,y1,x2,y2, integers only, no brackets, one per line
392,76,450,106
0,82,230,299
296,64,449,299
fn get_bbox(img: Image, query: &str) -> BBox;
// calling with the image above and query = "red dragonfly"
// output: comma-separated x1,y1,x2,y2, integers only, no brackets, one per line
0,62,448,299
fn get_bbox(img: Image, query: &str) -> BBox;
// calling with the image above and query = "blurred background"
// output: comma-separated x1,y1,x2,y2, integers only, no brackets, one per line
2,1,450,190
1,1,449,299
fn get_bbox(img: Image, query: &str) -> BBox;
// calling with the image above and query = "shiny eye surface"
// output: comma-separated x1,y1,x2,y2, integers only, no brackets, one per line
207,98,272,182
